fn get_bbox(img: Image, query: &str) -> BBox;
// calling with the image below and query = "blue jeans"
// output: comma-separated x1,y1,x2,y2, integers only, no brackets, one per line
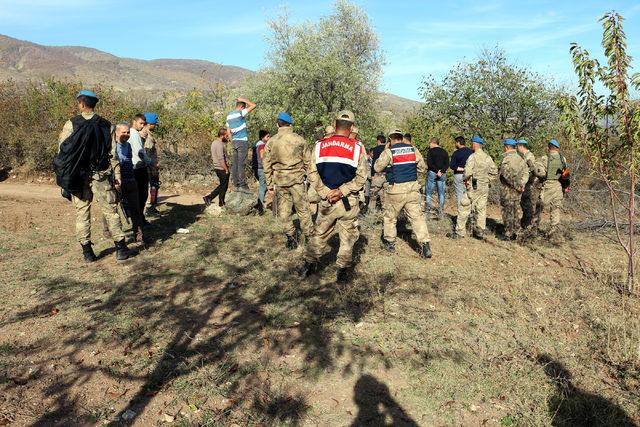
257,168,267,204
425,170,446,211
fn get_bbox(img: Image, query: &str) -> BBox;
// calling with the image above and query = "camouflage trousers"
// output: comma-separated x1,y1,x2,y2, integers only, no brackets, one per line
305,194,360,268
500,186,522,238
534,180,562,230
455,186,488,236
520,182,540,229
71,170,125,245
383,190,430,244
277,183,314,238
368,174,386,210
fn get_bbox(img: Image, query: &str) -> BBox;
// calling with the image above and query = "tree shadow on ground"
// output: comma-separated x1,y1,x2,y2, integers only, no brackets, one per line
350,374,419,427
536,354,636,427
4,208,401,425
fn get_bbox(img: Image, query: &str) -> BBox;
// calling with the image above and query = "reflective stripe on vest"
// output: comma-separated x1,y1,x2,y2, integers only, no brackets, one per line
386,143,418,184
315,135,362,189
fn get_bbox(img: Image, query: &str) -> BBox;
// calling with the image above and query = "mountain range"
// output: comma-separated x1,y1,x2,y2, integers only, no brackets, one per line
0,34,419,118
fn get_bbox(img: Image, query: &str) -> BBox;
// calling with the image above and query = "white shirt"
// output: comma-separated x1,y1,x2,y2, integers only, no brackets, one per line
129,128,153,169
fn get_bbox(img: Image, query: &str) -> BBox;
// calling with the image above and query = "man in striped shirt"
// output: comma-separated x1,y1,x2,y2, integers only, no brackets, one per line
225,97,257,191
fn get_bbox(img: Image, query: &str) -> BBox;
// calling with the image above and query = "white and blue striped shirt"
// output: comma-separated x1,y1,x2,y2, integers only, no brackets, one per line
226,108,250,142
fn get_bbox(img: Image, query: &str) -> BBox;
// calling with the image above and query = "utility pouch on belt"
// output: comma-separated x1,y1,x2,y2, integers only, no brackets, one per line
472,178,478,190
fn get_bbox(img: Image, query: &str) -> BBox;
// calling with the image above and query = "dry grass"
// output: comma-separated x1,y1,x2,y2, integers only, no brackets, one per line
0,188,638,426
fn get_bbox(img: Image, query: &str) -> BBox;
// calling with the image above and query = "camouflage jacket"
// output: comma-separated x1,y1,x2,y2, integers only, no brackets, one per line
500,151,528,190
262,126,310,188
463,149,498,187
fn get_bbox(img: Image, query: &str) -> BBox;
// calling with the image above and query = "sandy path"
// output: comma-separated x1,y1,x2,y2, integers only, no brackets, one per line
0,181,203,205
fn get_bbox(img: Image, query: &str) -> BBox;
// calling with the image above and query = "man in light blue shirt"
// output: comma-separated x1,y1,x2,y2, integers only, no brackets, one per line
226,97,257,191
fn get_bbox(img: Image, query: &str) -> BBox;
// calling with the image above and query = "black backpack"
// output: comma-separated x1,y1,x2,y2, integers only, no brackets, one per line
54,114,112,195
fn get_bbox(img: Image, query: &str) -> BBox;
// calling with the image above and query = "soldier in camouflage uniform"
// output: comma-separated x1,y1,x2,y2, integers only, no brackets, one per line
262,112,314,250
299,111,367,282
58,90,132,262
374,129,432,258
533,139,565,235
517,139,539,229
448,136,498,240
498,139,529,241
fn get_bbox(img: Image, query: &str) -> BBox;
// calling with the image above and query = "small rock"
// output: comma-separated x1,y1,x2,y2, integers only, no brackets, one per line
176,228,190,234
162,413,175,423
470,404,478,412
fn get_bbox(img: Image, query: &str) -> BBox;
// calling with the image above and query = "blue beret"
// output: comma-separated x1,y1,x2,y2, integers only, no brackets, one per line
549,139,560,148
504,138,517,146
517,139,528,145
144,112,159,124
77,90,98,100
471,135,484,144
277,112,293,124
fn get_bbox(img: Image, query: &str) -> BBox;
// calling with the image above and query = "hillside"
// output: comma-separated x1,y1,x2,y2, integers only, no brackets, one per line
0,34,420,117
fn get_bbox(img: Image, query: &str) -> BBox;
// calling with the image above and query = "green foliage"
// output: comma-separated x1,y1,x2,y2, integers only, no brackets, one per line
411,48,562,160
245,0,385,144
560,11,639,293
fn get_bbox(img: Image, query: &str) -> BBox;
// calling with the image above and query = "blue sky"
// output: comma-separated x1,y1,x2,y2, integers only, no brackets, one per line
1,0,639,100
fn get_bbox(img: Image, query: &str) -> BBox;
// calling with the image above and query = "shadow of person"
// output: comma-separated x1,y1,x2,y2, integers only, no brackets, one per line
536,354,636,426
351,374,419,427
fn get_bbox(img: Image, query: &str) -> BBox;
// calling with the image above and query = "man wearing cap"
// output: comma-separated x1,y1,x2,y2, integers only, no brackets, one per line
142,112,161,216
300,110,367,282
498,139,529,241
374,130,432,258
448,136,498,240
533,139,565,236
368,134,388,211
56,90,132,262
262,112,314,249
516,139,538,229
226,97,257,191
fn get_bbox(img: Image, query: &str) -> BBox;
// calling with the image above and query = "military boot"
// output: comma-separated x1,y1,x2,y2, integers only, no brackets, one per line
81,242,97,263
297,261,317,277
472,229,485,241
286,235,298,250
420,242,432,259
336,267,352,283
114,239,132,261
381,239,395,253
446,232,464,240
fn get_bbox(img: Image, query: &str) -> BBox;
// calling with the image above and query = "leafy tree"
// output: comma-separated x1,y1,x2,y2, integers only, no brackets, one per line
559,12,640,294
245,0,384,144
411,48,561,158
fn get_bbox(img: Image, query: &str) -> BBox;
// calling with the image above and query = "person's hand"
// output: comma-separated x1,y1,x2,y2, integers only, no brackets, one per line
437,171,442,178
327,189,343,203
267,187,274,197
140,128,149,138
457,167,464,172
155,162,160,169
518,186,525,193
114,179,121,191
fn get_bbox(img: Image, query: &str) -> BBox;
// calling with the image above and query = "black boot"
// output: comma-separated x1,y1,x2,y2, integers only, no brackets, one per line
381,239,395,253
420,242,432,259
256,201,264,216
115,239,132,261
446,232,464,240
336,267,351,283
81,242,97,263
286,235,298,250
297,261,317,277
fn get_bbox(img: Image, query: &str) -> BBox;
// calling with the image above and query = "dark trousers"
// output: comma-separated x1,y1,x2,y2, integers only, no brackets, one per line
231,140,249,188
134,167,149,221
208,169,229,206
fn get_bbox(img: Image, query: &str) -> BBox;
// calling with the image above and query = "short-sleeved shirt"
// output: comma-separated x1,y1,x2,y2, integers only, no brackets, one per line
226,108,249,142
255,140,266,169
210,138,227,170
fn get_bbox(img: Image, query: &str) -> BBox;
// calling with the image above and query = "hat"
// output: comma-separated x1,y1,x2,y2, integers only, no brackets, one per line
549,139,560,148
503,138,517,146
77,90,98,100
325,125,335,134
144,112,158,125
277,112,293,124
471,135,484,145
517,139,528,145
336,110,355,123
388,129,403,137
